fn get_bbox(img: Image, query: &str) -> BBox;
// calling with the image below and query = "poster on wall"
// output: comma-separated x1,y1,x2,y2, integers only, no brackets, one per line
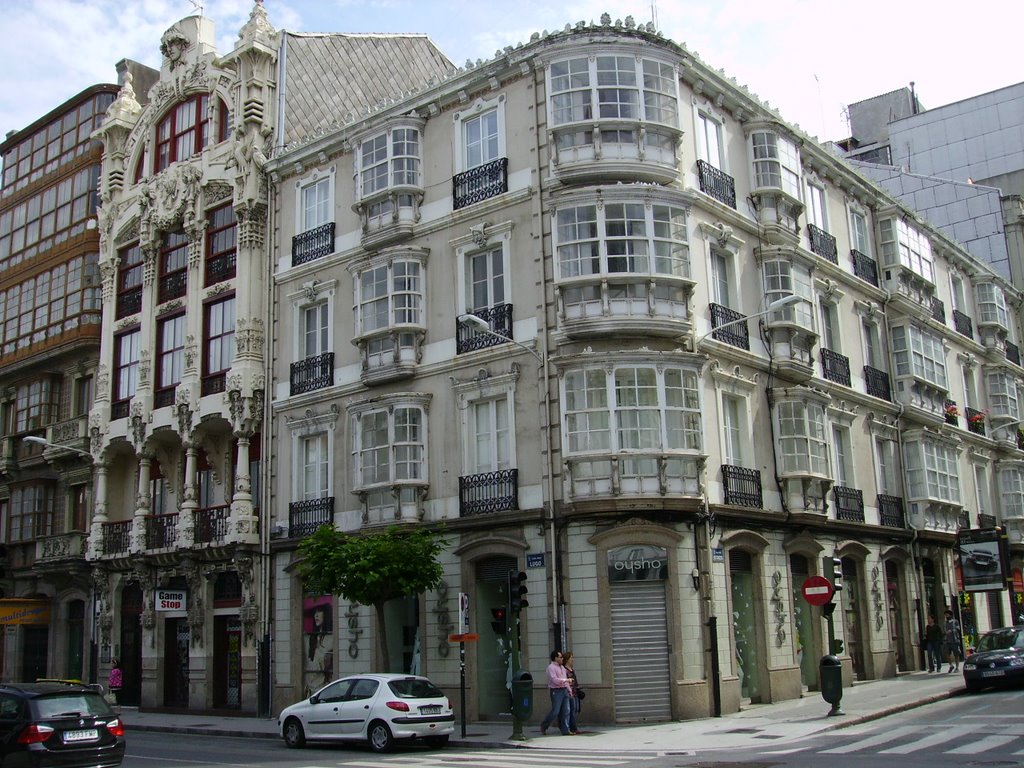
956,528,1007,592
303,595,335,697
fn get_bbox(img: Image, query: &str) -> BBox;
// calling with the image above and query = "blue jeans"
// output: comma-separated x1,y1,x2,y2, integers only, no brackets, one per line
540,688,571,734
926,640,942,671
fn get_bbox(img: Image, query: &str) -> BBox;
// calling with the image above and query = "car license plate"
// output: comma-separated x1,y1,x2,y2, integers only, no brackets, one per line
63,728,98,743
981,670,1005,678
419,705,442,715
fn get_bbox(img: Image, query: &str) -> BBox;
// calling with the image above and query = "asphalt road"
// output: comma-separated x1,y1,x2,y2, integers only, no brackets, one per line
122,688,1024,768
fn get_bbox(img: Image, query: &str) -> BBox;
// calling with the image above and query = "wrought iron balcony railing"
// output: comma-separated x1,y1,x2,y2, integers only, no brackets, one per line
821,348,851,386
851,249,879,287
157,270,187,304
459,469,519,516
807,223,838,264
290,352,335,396
111,400,130,420
931,296,946,324
154,386,176,409
202,373,226,396
864,365,892,401
965,406,986,436
833,485,865,522
708,303,749,350
722,465,762,508
957,510,971,529
288,497,334,538
978,512,997,528
292,222,335,265
194,505,230,544
878,494,906,528
205,251,237,286
146,514,178,549
953,309,974,340
456,303,513,354
453,157,508,210
696,160,737,209
116,288,142,319
102,520,132,555
1007,341,1021,367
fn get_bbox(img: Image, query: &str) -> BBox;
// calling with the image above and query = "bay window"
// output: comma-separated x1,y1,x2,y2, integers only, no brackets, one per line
878,217,934,284
353,402,427,514
904,438,960,503
762,259,814,327
9,484,56,542
891,323,947,388
776,400,828,475
355,122,423,235
354,256,424,373
999,465,1024,518
14,378,60,433
976,282,1009,329
986,369,1019,420
751,130,800,198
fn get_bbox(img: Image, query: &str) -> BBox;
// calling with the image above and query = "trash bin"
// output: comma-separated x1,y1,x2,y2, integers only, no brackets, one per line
510,670,534,720
819,654,843,708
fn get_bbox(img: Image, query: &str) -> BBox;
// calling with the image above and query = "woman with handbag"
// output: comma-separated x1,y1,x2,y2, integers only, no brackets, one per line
563,651,584,734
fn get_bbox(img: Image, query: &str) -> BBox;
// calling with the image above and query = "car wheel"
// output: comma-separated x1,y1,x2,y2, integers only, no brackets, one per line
368,720,394,753
283,717,306,748
424,735,450,749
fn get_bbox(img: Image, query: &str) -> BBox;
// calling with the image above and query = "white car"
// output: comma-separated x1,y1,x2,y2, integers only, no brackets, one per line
278,673,454,752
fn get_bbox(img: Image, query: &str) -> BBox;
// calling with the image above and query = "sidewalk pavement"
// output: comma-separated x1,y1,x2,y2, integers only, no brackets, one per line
121,670,967,752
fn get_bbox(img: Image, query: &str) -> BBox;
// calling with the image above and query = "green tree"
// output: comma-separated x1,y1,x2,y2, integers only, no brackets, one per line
297,525,446,673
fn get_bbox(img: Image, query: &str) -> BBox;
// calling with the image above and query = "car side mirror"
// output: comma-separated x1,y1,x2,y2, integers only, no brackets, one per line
309,695,319,705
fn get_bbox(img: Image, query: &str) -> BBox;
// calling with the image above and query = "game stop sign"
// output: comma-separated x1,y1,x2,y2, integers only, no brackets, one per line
801,575,834,606
155,589,187,612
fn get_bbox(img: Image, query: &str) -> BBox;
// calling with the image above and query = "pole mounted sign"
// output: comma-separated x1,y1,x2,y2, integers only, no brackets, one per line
802,575,835,606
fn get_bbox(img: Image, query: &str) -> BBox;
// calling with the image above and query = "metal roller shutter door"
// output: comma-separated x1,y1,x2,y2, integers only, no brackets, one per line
610,580,671,721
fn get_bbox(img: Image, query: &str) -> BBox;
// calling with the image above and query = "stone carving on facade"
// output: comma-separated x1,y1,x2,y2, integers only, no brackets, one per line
204,181,233,205
175,397,195,438
226,125,272,210
183,335,197,372
99,259,118,302
93,567,113,646
130,405,149,451
183,565,205,647
234,317,264,358
237,204,267,251
138,349,151,387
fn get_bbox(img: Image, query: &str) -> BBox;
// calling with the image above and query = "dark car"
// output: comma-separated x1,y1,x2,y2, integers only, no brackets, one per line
962,625,1024,693
0,682,125,767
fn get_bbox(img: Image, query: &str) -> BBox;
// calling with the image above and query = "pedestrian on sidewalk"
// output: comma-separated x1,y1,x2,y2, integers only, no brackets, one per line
539,650,573,736
924,615,943,672
563,651,583,734
943,609,962,673
107,660,122,706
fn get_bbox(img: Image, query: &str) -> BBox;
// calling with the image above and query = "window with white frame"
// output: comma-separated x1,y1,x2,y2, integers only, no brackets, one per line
976,282,1010,328
832,425,853,486
903,438,960,503
878,217,934,283
721,393,747,466
862,318,882,369
963,365,978,407
299,433,330,500
975,465,992,520
999,465,1024,518
849,208,871,255
468,397,511,475
750,130,800,197
986,369,1019,420
890,323,947,388
354,256,424,368
819,300,840,352
462,107,501,171
874,436,899,495
563,365,701,462
950,273,968,313
698,112,725,170
301,177,331,233
353,403,426,510
357,127,421,198
710,249,734,308
762,259,814,327
466,245,506,315
805,183,827,230
301,302,330,360
776,400,828,475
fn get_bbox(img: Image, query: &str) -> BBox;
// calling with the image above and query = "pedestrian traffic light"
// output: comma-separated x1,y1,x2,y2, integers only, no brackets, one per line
490,606,507,635
508,570,529,613
824,556,843,592
831,638,845,655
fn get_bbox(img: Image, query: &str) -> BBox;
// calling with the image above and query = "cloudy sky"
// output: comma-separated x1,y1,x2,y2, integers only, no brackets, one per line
1,0,1020,145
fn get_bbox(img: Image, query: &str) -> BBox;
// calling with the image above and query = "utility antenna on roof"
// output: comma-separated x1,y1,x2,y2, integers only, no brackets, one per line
651,0,659,29
188,0,204,15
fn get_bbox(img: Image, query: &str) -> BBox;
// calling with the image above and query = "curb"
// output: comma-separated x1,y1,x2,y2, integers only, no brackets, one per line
825,686,963,732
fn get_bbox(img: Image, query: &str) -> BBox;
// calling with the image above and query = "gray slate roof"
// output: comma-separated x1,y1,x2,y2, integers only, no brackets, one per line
281,32,455,145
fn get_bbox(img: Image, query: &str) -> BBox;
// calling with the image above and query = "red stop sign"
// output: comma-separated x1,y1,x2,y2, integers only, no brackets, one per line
802,575,835,606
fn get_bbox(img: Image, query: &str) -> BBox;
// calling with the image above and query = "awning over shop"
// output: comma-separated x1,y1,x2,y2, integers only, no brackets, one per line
0,599,51,625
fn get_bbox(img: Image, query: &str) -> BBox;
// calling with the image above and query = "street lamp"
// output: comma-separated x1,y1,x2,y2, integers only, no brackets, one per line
695,293,803,345
457,313,544,364
23,435,92,459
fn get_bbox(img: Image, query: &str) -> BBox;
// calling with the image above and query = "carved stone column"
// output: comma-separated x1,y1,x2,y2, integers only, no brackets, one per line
90,463,109,557
177,443,198,547
131,454,152,553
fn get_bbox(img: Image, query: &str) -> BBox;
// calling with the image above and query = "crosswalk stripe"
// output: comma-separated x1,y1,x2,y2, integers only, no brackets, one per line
946,734,1020,754
339,750,659,768
820,725,919,754
878,725,979,754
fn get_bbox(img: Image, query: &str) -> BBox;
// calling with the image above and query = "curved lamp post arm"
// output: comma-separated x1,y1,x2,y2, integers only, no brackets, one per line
457,314,544,364
695,293,803,344
23,435,92,459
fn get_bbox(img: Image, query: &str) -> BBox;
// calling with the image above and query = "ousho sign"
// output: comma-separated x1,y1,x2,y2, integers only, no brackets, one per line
608,545,668,581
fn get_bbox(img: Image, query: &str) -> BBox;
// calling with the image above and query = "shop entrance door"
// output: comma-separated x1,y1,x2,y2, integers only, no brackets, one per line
163,618,189,707
213,616,241,708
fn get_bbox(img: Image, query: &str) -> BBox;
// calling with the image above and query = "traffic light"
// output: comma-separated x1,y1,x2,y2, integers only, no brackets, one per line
509,570,529,613
490,606,507,635
824,556,843,592
831,638,845,655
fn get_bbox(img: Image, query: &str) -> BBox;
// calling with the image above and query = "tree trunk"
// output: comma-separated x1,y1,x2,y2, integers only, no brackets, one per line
375,602,390,672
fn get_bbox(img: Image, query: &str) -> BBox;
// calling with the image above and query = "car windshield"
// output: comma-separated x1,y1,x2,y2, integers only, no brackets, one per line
35,693,113,719
976,629,1024,652
388,678,444,699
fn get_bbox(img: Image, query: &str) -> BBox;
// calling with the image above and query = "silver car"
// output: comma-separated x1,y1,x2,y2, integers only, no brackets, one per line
278,673,454,752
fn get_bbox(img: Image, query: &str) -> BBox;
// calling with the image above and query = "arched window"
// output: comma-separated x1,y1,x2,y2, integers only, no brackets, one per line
154,95,229,173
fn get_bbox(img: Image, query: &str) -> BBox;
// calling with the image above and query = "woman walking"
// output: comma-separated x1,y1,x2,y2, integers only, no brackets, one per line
943,609,962,673
563,651,583,734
